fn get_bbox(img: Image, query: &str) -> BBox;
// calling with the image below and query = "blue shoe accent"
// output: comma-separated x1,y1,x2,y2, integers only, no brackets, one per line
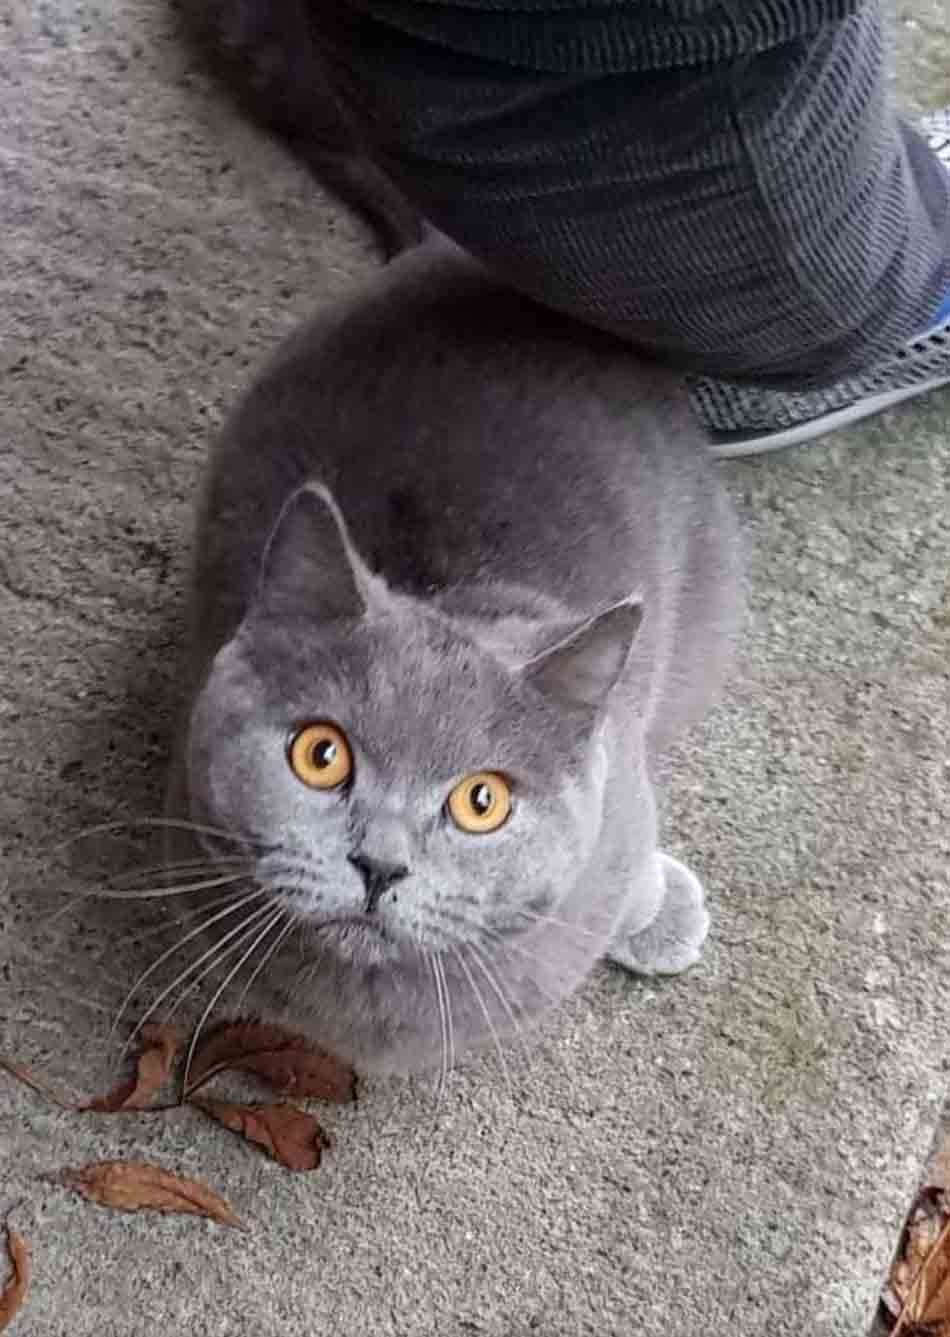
930,288,950,329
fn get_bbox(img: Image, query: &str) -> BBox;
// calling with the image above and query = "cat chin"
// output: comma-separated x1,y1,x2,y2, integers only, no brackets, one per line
246,917,601,1077
250,973,455,1077
300,914,411,967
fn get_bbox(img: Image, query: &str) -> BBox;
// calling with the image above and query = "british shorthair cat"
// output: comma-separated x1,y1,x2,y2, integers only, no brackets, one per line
168,233,741,1075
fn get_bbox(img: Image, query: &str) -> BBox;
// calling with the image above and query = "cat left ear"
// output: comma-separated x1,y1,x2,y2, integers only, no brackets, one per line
256,483,379,621
522,601,642,712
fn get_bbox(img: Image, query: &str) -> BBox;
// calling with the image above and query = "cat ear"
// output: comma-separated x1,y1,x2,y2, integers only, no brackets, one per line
256,483,379,621
522,601,642,711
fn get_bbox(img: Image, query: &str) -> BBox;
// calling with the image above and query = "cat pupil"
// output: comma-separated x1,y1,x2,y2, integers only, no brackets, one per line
471,783,493,815
314,739,337,768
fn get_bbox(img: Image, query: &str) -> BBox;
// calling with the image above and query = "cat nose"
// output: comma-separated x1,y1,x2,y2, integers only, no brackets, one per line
347,852,409,914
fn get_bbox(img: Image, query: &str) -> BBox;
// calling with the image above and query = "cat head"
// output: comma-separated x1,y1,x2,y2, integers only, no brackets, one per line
186,485,640,1072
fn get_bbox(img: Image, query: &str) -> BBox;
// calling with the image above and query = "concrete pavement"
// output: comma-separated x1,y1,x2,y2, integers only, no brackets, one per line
1,2,949,1333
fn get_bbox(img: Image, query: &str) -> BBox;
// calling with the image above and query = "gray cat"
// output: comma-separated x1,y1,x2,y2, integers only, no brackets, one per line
168,234,741,1076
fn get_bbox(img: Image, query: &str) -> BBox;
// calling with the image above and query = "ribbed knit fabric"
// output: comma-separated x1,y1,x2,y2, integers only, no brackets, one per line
317,0,950,386
343,0,867,74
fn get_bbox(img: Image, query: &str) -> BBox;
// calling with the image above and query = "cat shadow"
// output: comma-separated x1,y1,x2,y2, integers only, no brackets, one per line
23,598,200,1079
171,0,423,259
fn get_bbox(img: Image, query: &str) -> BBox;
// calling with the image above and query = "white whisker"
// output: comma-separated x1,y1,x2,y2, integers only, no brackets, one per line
55,817,266,853
60,871,253,908
230,909,298,1017
108,856,251,888
115,896,274,1060
160,907,281,1030
106,883,264,1045
437,955,455,1086
452,945,512,1096
429,952,450,1109
410,949,451,1206
42,879,253,931
128,886,267,944
466,940,532,1065
514,908,600,940
182,905,288,1092
478,925,562,1008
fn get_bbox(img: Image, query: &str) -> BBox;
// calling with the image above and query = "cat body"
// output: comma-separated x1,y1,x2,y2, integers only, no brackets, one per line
172,237,740,1075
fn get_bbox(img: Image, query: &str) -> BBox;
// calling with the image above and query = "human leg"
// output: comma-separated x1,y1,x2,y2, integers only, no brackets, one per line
692,109,950,453
317,1,949,394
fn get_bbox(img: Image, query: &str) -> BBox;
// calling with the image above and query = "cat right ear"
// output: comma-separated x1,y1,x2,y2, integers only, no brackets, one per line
255,483,378,622
522,601,642,713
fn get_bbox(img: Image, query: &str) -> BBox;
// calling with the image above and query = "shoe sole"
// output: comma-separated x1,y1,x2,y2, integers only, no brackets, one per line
699,107,950,458
706,373,950,458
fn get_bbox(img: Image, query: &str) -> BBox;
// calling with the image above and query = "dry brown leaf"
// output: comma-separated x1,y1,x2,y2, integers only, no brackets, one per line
81,1024,180,1112
51,1160,245,1230
932,1132,950,1192
0,1224,31,1333
888,1187,950,1335
185,1019,356,1103
191,1097,331,1171
0,1055,76,1111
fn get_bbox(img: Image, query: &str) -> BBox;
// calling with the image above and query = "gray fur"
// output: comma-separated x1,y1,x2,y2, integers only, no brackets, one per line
172,238,741,1074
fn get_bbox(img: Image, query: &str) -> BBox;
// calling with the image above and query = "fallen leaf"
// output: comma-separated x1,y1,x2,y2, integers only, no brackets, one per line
0,1055,76,1111
82,1024,179,1112
185,1020,356,1103
932,1132,950,1192
51,1160,245,1230
887,1186,950,1335
0,1224,31,1333
191,1097,330,1171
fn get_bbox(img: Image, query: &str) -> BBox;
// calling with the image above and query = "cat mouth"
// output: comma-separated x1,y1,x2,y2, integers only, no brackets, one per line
308,912,399,948
315,912,387,932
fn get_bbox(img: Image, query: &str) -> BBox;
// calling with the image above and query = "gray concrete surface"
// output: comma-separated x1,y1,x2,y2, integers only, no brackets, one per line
1,3,949,1334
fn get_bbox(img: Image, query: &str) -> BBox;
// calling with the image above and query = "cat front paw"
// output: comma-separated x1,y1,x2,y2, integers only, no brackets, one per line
607,853,710,977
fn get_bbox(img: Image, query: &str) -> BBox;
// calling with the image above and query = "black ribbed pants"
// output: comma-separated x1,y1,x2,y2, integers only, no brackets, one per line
318,0,950,386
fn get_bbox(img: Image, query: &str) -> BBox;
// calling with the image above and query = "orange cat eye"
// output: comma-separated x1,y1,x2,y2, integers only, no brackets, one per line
289,722,353,790
447,771,512,834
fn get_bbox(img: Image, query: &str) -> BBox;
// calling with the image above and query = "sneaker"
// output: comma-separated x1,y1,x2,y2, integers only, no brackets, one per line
691,108,950,458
